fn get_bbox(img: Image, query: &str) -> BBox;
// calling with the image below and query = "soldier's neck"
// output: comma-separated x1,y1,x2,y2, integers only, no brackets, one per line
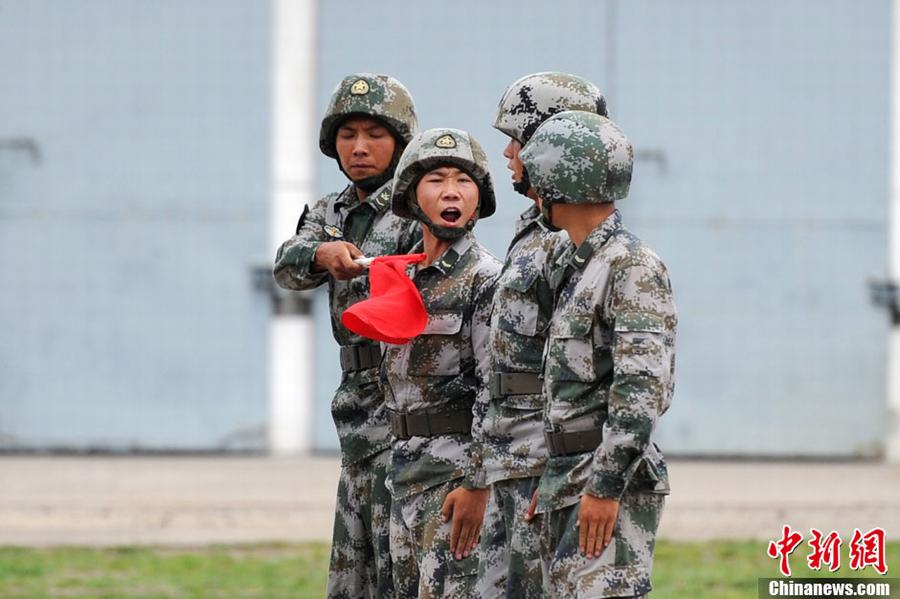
421,227,452,267
354,187,370,203
556,203,616,247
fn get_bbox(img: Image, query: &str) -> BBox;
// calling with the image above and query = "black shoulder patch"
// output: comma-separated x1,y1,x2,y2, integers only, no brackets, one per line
295,205,310,234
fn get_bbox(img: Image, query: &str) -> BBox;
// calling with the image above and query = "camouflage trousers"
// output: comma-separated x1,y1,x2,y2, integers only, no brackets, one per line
540,491,664,598
475,476,544,598
327,448,393,599
390,480,480,598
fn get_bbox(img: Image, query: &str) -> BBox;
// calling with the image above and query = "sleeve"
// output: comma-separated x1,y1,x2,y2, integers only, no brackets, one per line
272,194,334,291
461,265,501,490
583,257,677,500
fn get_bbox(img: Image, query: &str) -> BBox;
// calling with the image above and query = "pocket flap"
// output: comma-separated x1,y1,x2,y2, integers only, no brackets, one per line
422,312,463,335
614,311,665,333
504,268,539,293
550,313,593,338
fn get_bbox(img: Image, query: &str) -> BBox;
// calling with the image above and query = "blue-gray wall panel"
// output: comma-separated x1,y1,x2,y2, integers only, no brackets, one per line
0,1,270,450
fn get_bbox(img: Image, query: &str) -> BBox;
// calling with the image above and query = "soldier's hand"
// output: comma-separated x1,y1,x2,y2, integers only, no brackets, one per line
440,486,490,560
578,493,619,558
313,241,365,280
523,488,538,522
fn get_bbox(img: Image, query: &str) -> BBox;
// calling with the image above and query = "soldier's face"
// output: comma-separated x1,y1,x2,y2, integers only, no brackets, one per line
335,117,396,180
415,166,479,228
502,137,525,183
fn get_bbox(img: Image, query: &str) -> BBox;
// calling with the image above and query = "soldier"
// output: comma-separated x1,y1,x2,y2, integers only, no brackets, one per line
382,128,502,597
273,73,420,598
519,111,676,598
478,72,609,598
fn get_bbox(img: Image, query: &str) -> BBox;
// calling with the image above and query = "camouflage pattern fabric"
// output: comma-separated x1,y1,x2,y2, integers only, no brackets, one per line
327,448,393,598
540,492,664,598
391,480,480,598
381,232,501,500
274,180,421,464
273,180,420,599
535,210,675,597
482,203,568,485
536,209,675,509
475,475,544,599
492,72,608,145
319,73,418,158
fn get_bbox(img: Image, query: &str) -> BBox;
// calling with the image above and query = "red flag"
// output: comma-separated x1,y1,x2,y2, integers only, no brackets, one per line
341,253,428,344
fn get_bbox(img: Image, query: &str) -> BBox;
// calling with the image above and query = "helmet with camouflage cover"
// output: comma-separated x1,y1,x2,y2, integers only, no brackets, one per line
319,73,418,191
391,128,496,240
493,72,607,195
519,111,633,230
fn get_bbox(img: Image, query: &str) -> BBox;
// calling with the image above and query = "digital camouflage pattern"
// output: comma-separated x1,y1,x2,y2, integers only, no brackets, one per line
327,449,393,598
381,232,501,500
273,179,419,599
476,476,544,599
535,210,674,596
274,180,421,464
537,209,675,508
319,73,418,158
492,72,608,145
483,204,567,484
391,128,496,238
519,110,633,206
391,480,481,598
541,492,663,598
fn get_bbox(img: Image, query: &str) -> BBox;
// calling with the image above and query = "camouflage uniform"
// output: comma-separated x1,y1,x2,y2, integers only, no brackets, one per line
520,111,676,598
381,129,502,598
477,73,608,599
273,74,420,599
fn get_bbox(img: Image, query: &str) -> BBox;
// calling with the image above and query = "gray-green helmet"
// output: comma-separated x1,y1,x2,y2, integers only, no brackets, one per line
492,72,608,145
319,73,418,191
391,128,496,240
519,111,633,229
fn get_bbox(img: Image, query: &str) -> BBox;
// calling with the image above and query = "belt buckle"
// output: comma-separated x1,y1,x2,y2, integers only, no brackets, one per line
391,412,408,439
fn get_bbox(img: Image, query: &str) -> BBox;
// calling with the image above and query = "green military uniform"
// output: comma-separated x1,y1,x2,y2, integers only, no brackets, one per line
478,73,609,599
273,73,420,599
381,128,501,597
520,111,676,598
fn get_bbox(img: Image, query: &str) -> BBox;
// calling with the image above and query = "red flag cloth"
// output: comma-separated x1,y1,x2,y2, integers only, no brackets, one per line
341,253,428,344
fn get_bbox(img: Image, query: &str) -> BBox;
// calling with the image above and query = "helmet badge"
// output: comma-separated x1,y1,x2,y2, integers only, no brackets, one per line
350,79,370,95
435,134,457,149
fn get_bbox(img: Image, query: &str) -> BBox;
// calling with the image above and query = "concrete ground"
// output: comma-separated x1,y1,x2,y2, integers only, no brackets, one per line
1,456,899,546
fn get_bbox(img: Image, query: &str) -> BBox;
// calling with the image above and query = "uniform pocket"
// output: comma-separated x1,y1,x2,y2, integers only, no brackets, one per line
495,269,541,337
407,311,463,376
613,311,669,379
547,313,596,382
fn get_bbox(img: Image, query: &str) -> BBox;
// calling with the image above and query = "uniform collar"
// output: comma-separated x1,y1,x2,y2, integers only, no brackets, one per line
333,180,393,214
418,232,475,276
515,203,542,235
567,209,621,271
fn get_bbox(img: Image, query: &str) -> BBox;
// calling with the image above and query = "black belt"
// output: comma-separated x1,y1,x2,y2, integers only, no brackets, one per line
389,409,473,440
490,372,543,398
545,429,603,457
339,343,382,372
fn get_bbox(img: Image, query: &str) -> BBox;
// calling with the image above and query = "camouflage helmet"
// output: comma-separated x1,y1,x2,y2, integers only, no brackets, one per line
392,128,496,240
519,111,632,229
492,72,608,145
319,73,418,158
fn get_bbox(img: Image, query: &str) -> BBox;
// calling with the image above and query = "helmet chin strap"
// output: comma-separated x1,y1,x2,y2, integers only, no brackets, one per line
540,200,562,232
512,169,532,197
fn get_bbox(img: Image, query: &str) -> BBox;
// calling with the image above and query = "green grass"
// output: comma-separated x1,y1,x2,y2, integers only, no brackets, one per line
0,540,896,598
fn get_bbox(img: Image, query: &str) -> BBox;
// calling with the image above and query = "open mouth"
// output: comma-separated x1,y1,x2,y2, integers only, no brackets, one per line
440,208,462,224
